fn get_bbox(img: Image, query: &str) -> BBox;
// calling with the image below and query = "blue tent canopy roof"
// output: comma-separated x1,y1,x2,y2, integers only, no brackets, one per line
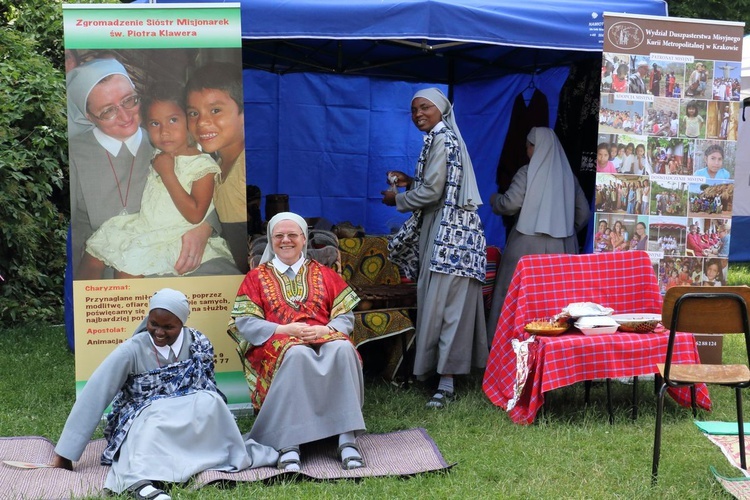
134,0,668,83
239,0,666,48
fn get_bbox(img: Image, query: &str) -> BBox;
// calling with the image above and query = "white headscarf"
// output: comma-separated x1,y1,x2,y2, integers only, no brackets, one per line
259,212,309,264
132,288,190,335
412,88,482,210
148,288,190,325
515,127,577,238
66,58,134,138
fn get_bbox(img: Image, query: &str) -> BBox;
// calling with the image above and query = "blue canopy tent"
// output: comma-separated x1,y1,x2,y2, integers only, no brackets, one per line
66,0,672,349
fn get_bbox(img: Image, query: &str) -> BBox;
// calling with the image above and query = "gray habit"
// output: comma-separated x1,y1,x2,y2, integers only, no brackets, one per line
395,129,488,380
69,129,153,276
54,331,278,493
234,311,365,451
486,165,591,343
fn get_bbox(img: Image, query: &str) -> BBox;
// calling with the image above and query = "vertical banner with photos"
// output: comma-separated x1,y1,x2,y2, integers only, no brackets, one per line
62,3,250,406
597,14,744,292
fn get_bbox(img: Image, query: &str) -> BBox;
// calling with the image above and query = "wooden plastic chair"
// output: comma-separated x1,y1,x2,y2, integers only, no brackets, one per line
651,286,750,483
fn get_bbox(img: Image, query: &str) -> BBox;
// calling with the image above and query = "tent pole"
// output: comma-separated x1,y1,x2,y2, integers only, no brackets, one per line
447,58,455,101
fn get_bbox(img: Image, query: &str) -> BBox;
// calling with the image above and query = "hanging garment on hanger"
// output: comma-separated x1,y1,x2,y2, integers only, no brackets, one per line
495,88,549,241
522,78,537,104
554,57,602,251
496,89,549,192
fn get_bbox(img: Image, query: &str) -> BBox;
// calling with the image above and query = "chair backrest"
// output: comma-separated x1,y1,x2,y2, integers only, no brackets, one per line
307,229,342,273
662,286,750,335
660,286,750,383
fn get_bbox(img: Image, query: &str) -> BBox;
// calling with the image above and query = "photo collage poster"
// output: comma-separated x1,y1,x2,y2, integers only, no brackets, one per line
597,14,744,292
63,3,252,406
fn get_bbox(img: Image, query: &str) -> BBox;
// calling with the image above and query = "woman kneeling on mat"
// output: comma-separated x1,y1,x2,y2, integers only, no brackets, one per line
228,211,366,472
51,288,277,499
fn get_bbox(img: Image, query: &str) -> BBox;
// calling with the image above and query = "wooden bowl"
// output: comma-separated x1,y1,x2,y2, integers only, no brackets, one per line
524,320,570,336
611,313,661,333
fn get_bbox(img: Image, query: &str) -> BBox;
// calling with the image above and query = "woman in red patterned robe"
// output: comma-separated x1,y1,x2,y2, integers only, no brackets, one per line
228,212,366,472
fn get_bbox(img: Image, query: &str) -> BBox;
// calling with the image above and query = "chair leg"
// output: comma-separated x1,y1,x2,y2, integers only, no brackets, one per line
584,380,591,405
737,388,747,470
652,383,669,484
606,378,614,425
401,331,408,379
632,376,639,420
399,330,413,382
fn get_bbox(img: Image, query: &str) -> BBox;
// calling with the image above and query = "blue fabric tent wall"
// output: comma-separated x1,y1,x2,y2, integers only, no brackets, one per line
245,67,569,247
231,0,662,248
131,0,669,248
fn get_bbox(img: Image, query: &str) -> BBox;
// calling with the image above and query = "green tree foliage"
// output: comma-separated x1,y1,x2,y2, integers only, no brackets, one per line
0,0,68,322
668,0,750,35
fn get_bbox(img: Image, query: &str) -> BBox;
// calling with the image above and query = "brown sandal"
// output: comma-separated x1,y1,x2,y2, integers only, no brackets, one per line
277,446,301,471
337,442,365,470
426,389,456,409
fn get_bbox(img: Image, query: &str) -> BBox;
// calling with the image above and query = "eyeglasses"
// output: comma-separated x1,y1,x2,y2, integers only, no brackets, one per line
272,233,302,241
91,94,140,121
411,104,436,115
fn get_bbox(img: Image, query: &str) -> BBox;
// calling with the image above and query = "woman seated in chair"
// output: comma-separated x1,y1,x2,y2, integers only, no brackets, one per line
228,212,366,471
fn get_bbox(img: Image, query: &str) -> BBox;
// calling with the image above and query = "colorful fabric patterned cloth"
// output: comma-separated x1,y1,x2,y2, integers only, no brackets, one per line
482,245,501,311
388,127,486,283
229,259,359,409
102,329,217,464
482,251,711,424
339,236,416,379
340,236,404,287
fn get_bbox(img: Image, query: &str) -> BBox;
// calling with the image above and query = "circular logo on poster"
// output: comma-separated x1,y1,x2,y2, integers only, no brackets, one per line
607,21,645,50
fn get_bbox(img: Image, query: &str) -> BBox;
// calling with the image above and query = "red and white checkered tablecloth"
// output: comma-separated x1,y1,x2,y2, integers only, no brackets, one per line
482,251,711,424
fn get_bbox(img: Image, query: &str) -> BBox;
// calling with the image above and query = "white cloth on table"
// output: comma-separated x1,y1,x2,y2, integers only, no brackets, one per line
507,336,535,412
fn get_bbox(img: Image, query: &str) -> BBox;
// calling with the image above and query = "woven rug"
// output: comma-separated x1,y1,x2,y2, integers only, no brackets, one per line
0,428,451,498
705,434,750,478
694,421,750,498
711,466,750,500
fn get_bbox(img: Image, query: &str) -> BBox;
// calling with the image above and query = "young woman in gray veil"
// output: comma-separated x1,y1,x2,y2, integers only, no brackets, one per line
382,88,488,409
52,288,277,499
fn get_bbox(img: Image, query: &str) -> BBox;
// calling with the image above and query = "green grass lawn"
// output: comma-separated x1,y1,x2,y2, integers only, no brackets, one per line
2,263,750,498
1,327,744,499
